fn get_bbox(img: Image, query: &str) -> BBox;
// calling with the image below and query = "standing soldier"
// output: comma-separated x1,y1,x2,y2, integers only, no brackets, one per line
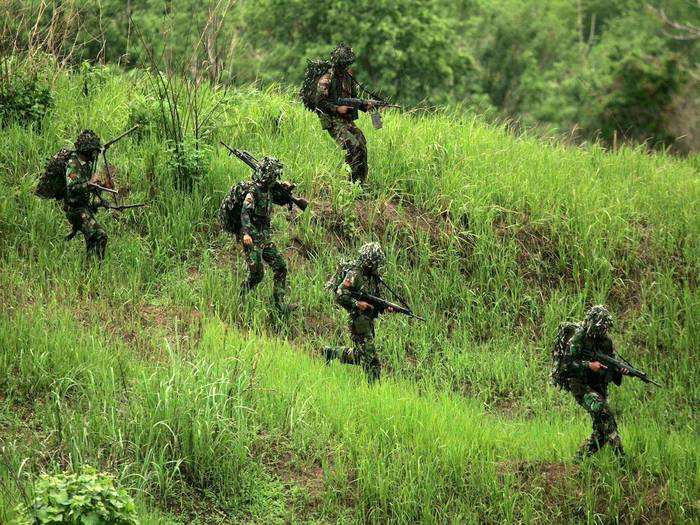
301,43,380,184
64,130,108,259
324,242,396,382
558,305,629,459
220,153,308,315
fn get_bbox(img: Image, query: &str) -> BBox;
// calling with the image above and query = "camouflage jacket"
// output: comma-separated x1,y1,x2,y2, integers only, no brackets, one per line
240,181,293,242
567,326,622,389
315,67,358,124
335,263,382,317
64,153,95,209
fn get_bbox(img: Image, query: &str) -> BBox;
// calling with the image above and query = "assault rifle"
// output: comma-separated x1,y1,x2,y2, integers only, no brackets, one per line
348,289,425,321
99,125,140,193
581,349,662,387
220,142,308,211
336,98,400,111
335,98,400,129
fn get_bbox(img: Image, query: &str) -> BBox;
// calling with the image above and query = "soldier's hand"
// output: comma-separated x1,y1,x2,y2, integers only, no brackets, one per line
620,367,629,375
336,105,352,115
386,306,395,313
365,101,376,111
243,234,253,247
356,301,373,312
589,361,607,373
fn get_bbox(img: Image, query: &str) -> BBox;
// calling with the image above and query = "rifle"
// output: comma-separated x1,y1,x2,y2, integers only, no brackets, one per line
336,98,400,129
349,289,425,321
100,125,140,196
582,349,662,387
220,142,308,211
97,201,147,212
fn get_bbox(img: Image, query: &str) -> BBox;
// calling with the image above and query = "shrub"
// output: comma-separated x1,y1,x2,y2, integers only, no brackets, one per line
127,93,161,139
11,466,138,525
0,74,53,127
167,138,211,191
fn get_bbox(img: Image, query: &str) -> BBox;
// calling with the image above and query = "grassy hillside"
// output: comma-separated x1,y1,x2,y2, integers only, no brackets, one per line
0,68,698,523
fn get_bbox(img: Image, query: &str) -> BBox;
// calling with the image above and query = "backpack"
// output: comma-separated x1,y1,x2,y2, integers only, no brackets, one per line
300,59,332,111
219,181,255,236
549,321,580,390
35,148,72,200
325,260,354,293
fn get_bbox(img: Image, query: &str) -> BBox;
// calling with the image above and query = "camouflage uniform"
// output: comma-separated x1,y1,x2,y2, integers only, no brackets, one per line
239,157,297,312
324,243,387,382
64,130,107,259
315,43,368,184
565,306,625,458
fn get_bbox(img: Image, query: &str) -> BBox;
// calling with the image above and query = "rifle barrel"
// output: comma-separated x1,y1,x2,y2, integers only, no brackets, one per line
88,182,118,194
103,125,140,150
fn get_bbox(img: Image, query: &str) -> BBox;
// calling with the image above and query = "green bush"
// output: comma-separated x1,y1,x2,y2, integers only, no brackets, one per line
127,93,162,139
12,467,138,525
167,138,211,191
0,74,53,127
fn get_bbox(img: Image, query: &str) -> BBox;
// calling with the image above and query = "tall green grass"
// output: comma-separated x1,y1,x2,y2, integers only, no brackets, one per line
0,67,697,522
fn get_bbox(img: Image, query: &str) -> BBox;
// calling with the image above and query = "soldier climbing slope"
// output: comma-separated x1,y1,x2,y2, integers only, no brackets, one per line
300,43,397,185
219,147,308,315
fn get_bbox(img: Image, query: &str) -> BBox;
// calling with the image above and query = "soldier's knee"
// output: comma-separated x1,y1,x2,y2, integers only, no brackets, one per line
272,260,287,279
583,391,607,414
247,267,264,286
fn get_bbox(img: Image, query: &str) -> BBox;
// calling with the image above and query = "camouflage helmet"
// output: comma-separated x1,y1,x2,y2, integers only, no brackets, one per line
74,129,102,154
584,305,613,333
330,43,355,67
254,156,283,185
357,242,386,270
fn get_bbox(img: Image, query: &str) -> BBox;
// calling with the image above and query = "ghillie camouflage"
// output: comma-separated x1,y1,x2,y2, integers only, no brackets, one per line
330,43,356,66
300,59,333,111
357,241,386,269
549,321,581,390
74,129,102,153
36,148,72,200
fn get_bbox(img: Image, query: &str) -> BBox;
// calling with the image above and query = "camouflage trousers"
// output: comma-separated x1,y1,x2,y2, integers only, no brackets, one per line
569,381,623,458
65,206,107,259
323,118,368,184
324,314,380,382
242,241,289,309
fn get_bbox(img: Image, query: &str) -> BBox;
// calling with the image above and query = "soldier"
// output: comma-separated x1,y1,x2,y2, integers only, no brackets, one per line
313,43,371,184
324,242,395,382
64,130,108,259
565,305,629,459
235,156,306,314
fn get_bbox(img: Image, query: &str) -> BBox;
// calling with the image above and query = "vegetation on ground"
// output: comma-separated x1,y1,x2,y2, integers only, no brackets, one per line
0,63,697,523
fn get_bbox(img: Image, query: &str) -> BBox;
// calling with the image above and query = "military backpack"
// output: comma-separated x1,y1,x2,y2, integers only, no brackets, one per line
299,59,332,112
549,321,581,390
219,181,256,237
35,148,73,200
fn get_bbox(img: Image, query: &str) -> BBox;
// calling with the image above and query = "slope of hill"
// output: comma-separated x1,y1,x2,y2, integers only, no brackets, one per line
0,68,697,523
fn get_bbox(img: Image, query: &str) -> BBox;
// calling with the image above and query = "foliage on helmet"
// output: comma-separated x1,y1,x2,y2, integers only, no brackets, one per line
254,156,283,185
357,242,385,269
584,305,613,332
74,129,101,154
330,42,355,67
